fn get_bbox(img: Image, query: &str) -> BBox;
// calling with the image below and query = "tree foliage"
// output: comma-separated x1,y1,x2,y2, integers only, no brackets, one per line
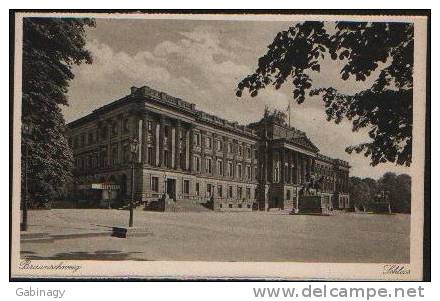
349,172,411,213
377,172,411,213
236,21,413,167
349,176,376,210
22,17,95,206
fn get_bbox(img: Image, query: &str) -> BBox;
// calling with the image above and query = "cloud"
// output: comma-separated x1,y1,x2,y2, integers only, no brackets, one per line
65,22,411,179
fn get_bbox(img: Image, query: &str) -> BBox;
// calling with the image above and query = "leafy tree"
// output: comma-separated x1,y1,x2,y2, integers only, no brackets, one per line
378,172,411,213
349,176,375,210
22,18,95,206
236,21,413,167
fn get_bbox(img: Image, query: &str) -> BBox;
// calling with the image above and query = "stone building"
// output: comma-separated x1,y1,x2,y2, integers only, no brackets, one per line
66,85,350,211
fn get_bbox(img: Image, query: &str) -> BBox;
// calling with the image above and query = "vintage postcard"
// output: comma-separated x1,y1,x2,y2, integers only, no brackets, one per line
10,11,429,280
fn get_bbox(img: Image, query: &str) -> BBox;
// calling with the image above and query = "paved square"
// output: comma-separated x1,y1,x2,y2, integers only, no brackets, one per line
21,209,410,262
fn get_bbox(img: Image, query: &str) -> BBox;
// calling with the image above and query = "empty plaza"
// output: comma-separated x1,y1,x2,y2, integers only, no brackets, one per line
20,209,410,263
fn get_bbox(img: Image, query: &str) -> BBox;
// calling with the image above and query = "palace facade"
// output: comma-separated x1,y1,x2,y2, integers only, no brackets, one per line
66,85,350,211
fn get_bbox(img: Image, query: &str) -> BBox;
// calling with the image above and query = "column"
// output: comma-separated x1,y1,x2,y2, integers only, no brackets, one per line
175,120,181,170
288,151,292,184
137,117,143,163
223,137,228,177
171,127,176,169
155,121,160,166
280,148,285,183
200,130,206,174
186,126,191,171
159,117,165,167
212,133,217,175
301,155,305,184
294,152,298,184
307,157,312,180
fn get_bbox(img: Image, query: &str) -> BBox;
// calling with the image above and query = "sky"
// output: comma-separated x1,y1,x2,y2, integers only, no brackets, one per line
64,18,411,179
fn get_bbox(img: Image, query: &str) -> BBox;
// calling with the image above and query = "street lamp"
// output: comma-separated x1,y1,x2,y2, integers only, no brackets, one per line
129,137,139,227
21,122,32,232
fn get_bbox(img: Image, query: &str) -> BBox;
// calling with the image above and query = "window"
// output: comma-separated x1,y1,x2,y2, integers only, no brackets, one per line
286,189,291,200
228,162,233,177
217,185,223,198
101,126,108,139
100,148,108,167
123,119,129,133
195,133,201,146
206,157,212,174
274,161,280,183
237,164,242,178
164,150,169,167
151,177,159,192
216,139,222,151
246,187,251,199
88,132,94,145
229,204,233,208
195,182,200,196
227,143,232,153
183,180,190,194
217,159,223,176
123,144,130,163
194,155,201,172
207,184,213,197
80,134,86,147
147,147,154,165
238,145,243,156
254,166,258,180
246,147,251,158
238,187,243,199
164,126,169,144
238,204,242,208
246,165,251,180
206,137,212,149
111,145,118,166
111,122,118,136
228,186,233,198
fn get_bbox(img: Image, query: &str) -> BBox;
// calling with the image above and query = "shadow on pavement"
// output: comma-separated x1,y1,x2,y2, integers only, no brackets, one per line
21,249,144,260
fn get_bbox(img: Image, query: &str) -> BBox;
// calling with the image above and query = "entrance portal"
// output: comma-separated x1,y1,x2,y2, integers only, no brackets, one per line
166,178,177,200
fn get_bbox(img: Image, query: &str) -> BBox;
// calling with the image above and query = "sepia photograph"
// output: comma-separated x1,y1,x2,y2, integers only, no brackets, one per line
10,11,429,280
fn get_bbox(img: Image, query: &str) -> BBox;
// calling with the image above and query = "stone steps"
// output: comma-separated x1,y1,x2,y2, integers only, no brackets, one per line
166,199,212,212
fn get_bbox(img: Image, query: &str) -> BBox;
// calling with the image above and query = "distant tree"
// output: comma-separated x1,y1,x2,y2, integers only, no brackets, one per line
22,18,95,206
395,174,411,213
378,172,411,213
349,176,375,210
236,21,413,167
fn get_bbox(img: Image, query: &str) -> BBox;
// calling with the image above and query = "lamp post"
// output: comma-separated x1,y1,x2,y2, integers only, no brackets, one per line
21,122,32,232
129,137,139,227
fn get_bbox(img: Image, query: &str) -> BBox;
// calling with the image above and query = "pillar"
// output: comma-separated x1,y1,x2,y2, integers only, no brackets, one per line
171,127,176,169
137,117,143,163
155,122,160,166
200,130,205,173
280,148,285,183
159,117,165,167
186,126,191,171
175,120,181,170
